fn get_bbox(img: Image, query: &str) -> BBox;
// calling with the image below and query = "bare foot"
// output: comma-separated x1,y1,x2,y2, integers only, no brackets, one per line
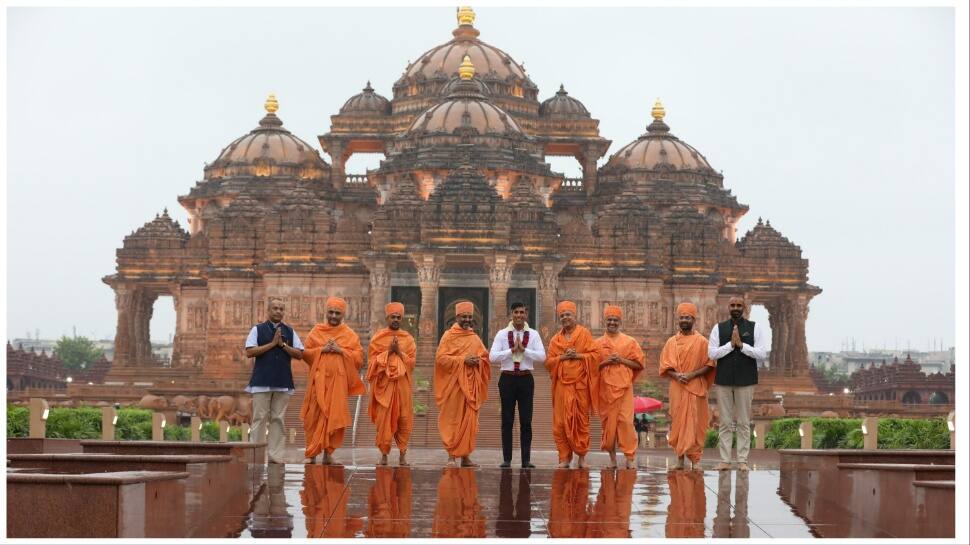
557,461,571,469
322,453,334,465
607,453,618,469
714,462,732,471
399,453,409,467
445,457,459,468
625,458,637,470
302,457,315,464
378,454,388,466
577,455,586,469
460,456,478,467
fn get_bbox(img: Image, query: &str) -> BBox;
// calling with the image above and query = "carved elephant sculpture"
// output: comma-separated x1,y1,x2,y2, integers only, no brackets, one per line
196,395,212,419
138,394,168,411
172,395,196,414
229,396,253,426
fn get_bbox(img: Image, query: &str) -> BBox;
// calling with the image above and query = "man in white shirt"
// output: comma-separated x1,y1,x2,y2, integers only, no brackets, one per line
707,296,768,471
488,301,546,468
245,298,304,464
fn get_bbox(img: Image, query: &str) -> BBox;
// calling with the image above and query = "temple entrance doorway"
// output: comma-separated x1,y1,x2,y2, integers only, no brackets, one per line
438,287,489,344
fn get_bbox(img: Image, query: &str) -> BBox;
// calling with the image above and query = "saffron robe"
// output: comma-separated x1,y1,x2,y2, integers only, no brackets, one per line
365,466,412,538
547,469,592,538
595,332,645,458
545,325,601,461
431,468,486,538
301,465,362,538
301,322,365,458
434,323,491,457
666,470,707,538
366,327,416,455
659,331,715,463
586,469,637,537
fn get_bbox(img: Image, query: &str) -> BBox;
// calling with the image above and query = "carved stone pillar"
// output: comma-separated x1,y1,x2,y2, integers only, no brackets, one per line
535,262,565,341
789,295,810,376
131,290,155,366
366,259,391,338
581,155,598,196
112,284,136,368
487,254,519,336
414,254,444,367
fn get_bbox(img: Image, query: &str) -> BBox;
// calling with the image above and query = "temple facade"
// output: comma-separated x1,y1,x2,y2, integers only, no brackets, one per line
102,7,820,389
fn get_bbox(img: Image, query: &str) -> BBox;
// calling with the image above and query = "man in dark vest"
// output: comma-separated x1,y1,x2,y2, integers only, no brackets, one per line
707,296,767,471
245,297,304,463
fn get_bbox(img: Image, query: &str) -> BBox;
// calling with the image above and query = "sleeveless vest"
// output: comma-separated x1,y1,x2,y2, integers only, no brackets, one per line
248,321,296,389
714,318,758,387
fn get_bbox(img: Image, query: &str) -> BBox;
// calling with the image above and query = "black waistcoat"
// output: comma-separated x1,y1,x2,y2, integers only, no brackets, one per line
248,321,296,389
714,318,758,387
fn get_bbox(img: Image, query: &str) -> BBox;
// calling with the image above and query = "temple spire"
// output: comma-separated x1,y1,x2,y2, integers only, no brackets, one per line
651,97,665,121
264,93,279,114
458,55,475,80
457,6,475,26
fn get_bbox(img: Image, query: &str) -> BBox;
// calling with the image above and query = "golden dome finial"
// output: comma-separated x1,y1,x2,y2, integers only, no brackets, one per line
457,6,475,26
651,98,665,121
265,93,279,114
458,55,475,80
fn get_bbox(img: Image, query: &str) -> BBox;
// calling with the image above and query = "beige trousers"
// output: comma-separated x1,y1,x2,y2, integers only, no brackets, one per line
715,384,755,463
251,391,290,462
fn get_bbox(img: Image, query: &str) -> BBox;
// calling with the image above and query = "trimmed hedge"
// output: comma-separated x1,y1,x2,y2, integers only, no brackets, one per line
5,405,247,442
764,417,950,449
7,405,29,438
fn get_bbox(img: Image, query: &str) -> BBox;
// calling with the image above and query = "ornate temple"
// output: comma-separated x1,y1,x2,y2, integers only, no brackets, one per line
97,7,822,408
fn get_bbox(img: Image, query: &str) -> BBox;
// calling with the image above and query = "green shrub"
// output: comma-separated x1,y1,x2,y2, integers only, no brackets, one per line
201,421,220,442
229,427,242,441
45,407,101,439
116,408,152,440
765,418,802,449
164,425,191,441
812,417,862,449
878,418,950,449
7,405,29,438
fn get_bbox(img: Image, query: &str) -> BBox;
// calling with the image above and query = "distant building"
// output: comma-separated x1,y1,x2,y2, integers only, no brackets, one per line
810,347,954,376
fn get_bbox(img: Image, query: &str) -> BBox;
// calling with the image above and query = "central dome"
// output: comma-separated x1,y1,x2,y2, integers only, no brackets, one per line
407,56,522,136
604,100,715,172
404,9,528,83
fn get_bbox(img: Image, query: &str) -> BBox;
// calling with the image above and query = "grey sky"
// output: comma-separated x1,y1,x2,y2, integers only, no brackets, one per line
6,7,956,352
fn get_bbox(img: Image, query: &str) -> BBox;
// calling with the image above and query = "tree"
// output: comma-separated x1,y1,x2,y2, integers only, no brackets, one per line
54,336,104,370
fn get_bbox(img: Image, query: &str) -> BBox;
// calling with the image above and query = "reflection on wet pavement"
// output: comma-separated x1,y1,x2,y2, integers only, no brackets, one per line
229,453,832,538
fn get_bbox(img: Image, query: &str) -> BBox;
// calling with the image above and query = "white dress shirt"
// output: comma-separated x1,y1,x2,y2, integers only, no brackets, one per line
708,321,768,361
489,322,546,372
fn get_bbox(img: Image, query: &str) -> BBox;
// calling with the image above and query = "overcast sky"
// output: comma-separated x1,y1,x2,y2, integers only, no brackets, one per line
5,7,957,352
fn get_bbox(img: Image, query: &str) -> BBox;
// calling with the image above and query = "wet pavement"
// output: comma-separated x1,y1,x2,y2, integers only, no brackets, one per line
218,448,829,538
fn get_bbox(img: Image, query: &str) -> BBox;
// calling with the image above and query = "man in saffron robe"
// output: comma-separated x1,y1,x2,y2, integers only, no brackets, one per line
301,296,365,465
545,300,601,469
365,466,412,538
547,469,592,538
301,465,363,538
659,302,715,470
665,469,707,538
434,301,491,468
367,302,416,467
587,469,637,537
431,468,486,538
595,304,645,469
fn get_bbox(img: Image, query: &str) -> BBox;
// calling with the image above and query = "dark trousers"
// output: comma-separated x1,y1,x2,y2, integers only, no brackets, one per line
499,373,534,463
495,469,532,537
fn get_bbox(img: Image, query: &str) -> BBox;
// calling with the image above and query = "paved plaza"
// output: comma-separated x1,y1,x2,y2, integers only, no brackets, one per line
225,448,863,539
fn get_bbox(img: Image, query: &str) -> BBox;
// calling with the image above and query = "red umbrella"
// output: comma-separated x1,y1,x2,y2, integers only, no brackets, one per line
633,396,662,413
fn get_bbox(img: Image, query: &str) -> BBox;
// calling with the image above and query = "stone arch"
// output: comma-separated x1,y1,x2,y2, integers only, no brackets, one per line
928,391,949,404
901,390,922,404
